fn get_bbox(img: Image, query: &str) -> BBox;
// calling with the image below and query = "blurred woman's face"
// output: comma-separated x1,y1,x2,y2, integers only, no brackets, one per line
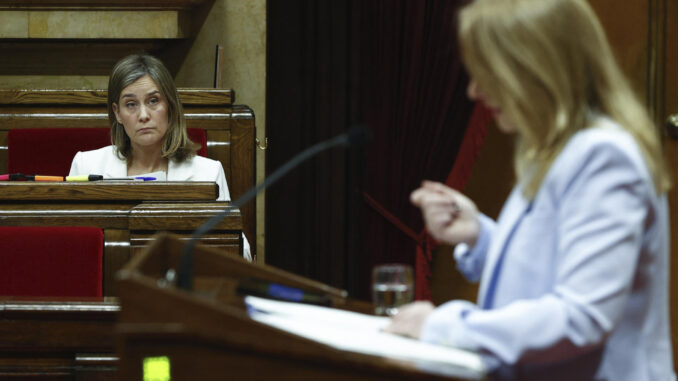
467,78,516,134
112,75,169,152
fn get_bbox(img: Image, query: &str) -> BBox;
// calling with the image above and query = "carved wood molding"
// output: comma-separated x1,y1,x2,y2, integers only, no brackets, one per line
0,88,233,105
0,182,218,201
0,0,209,11
0,0,216,76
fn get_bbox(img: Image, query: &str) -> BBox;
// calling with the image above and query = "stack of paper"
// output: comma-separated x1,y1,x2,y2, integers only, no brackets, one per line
245,296,486,380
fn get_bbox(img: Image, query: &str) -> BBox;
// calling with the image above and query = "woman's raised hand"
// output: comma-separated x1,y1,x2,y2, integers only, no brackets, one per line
410,181,480,246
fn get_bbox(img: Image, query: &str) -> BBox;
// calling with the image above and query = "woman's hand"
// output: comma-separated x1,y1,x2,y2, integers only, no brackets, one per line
410,181,480,246
382,301,436,339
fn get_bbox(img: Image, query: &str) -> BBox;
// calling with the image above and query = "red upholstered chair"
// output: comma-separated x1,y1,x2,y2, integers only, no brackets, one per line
0,227,103,297
8,127,208,175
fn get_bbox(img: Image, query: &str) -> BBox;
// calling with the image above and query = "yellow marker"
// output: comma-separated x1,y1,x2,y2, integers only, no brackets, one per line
65,175,89,181
65,175,104,181
143,356,171,381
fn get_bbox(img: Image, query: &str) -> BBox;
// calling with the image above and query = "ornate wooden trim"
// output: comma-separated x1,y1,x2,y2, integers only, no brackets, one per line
0,0,208,10
0,88,233,106
0,182,218,201
129,202,241,230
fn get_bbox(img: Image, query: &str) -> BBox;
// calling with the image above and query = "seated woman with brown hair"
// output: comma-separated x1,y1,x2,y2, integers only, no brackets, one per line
70,53,252,261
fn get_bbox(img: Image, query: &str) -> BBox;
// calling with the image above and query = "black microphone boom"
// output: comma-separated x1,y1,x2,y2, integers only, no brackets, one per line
175,125,371,291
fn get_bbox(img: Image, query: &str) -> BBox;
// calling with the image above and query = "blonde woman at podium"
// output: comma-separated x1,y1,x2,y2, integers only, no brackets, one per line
384,0,673,379
69,54,252,261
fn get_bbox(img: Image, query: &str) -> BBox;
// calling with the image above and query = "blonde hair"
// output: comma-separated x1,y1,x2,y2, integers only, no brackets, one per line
108,54,200,162
458,0,670,198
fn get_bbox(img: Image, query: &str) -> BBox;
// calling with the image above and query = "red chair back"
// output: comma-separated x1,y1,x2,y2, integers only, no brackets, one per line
0,226,103,297
8,128,207,175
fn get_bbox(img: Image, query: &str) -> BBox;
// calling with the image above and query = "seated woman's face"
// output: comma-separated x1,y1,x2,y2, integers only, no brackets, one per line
113,74,169,152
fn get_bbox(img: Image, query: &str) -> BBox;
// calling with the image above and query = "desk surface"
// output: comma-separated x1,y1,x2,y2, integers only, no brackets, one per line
0,181,218,201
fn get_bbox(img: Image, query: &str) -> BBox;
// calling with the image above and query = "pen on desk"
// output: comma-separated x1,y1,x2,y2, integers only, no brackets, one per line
236,278,332,306
103,177,156,181
65,175,104,181
26,175,64,181
0,173,28,181
65,175,156,181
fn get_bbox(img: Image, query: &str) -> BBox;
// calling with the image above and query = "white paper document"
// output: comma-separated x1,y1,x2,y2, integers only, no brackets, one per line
245,296,486,379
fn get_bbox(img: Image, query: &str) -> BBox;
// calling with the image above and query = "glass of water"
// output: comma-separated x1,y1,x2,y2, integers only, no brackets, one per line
372,264,414,316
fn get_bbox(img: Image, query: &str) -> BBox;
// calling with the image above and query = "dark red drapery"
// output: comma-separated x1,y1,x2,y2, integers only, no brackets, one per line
362,0,488,298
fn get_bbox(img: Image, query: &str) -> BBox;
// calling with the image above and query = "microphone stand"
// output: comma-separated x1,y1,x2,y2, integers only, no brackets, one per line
174,126,369,291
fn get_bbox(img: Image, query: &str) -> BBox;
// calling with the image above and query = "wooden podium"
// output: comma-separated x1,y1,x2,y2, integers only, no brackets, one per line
115,235,481,381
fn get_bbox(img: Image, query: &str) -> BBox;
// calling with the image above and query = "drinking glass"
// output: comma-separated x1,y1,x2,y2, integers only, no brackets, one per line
372,264,414,316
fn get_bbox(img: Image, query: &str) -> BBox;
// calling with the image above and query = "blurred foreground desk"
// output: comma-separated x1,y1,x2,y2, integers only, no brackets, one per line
115,234,485,380
0,297,118,380
0,236,484,381
0,182,244,296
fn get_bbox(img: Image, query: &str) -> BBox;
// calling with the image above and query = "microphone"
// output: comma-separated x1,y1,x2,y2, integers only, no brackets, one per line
174,125,371,291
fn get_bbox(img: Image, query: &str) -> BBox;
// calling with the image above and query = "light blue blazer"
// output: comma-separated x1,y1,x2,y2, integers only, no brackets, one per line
420,117,674,380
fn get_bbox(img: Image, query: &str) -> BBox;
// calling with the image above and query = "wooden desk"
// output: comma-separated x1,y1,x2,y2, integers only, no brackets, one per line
0,182,244,296
0,88,256,257
0,297,118,380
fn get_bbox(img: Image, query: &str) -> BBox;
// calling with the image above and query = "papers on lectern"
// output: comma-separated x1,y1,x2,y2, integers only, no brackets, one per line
245,296,486,380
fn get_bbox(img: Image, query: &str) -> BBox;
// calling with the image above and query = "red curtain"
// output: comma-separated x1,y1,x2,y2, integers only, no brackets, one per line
363,0,488,299
266,0,366,296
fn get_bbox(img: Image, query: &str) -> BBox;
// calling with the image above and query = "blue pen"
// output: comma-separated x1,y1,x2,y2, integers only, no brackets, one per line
102,176,156,181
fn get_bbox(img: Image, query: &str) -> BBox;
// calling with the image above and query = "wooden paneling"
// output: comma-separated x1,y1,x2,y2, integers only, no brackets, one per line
588,0,650,102
0,0,208,10
0,40,177,76
104,229,130,296
206,129,232,183
0,131,6,174
0,181,217,201
0,298,118,380
0,0,216,76
130,233,241,257
129,202,241,230
0,203,132,228
0,88,232,106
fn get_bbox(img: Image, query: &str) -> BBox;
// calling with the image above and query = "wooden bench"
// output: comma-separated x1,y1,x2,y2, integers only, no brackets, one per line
0,181,243,296
0,88,256,256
